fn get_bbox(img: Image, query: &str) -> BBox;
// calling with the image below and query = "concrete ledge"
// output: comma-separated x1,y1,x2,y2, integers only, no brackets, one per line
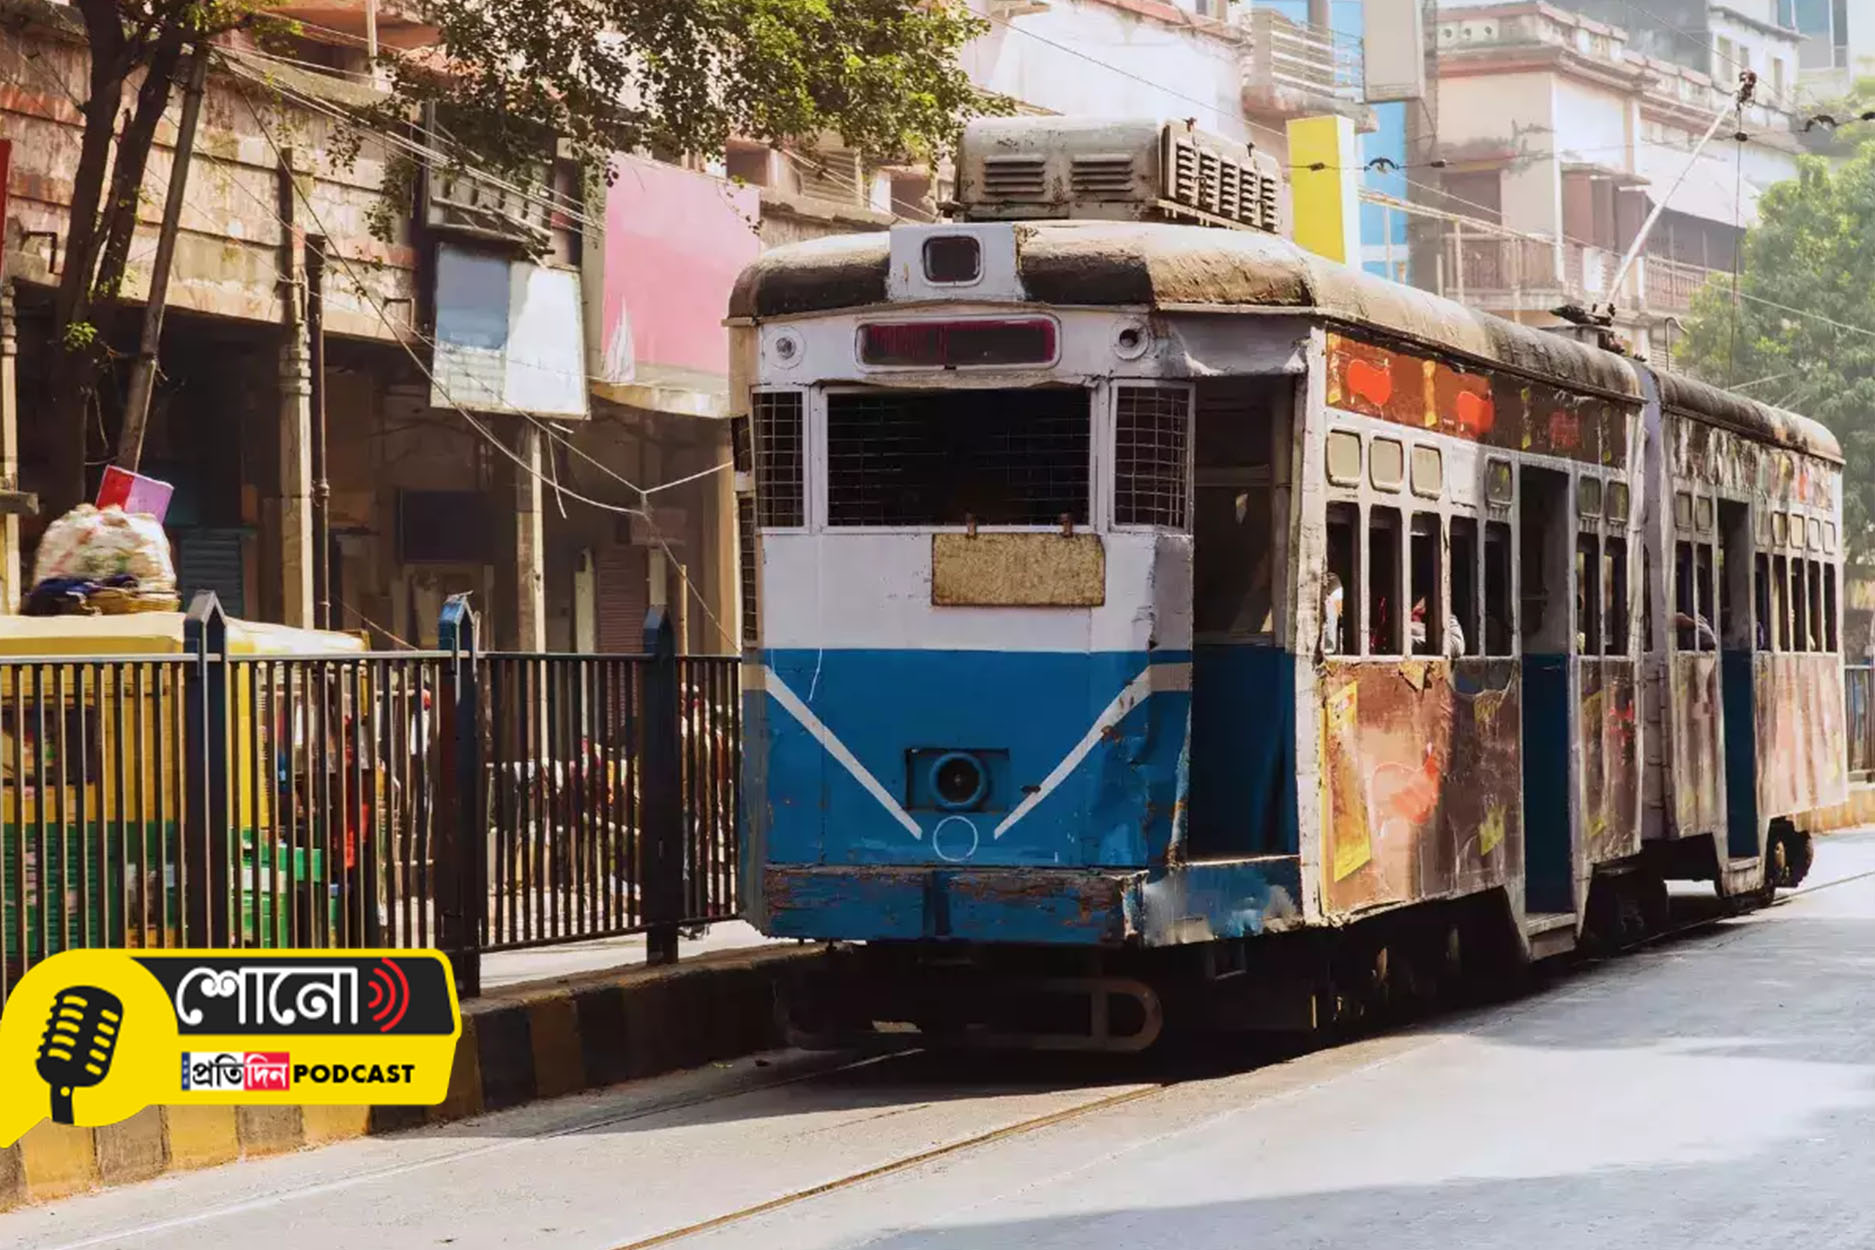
0,942,814,1213
1796,782,1875,834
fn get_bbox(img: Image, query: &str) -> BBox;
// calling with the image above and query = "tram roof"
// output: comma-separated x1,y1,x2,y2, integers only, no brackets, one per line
1650,367,1841,465
731,220,1840,463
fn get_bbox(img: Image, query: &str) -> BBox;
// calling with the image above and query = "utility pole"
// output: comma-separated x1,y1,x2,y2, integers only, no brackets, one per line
1599,71,1755,324
1404,0,1441,291
116,41,210,473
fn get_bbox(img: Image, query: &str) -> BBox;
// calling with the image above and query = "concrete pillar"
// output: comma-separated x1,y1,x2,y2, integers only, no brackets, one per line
277,325,315,629
0,279,20,613
497,421,547,651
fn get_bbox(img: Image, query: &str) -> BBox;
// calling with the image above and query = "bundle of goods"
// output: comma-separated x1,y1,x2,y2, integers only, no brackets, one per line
26,504,180,616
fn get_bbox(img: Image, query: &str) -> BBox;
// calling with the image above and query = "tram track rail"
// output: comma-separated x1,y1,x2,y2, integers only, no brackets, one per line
605,860,1875,1250
30,861,1875,1250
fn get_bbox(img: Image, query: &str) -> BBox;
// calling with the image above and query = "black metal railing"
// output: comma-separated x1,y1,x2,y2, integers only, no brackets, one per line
0,593,741,1005
1848,663,1873,780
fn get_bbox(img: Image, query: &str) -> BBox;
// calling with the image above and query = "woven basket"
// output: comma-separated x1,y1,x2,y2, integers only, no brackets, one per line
88,587,182,615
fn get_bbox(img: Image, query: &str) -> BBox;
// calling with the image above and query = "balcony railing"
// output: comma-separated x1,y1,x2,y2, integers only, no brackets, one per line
1640,253,1724,313
1242,8,1365,116
1431,231,1723,316
1434,230,1562,306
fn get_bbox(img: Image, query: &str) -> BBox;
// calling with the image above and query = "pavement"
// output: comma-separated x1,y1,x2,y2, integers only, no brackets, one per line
479,921,775,991
10,830,1875,1250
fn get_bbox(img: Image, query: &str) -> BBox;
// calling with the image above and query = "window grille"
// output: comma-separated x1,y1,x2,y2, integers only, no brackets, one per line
825,389,1089,527
1113,385,1190,528
737,494,760,646
753,391,805,528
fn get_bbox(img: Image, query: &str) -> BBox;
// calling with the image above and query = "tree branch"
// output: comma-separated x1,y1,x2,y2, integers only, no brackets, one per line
94,28,189,305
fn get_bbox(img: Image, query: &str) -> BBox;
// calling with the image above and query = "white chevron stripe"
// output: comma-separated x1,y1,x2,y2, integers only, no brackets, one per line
762,666,923,839
993,662,1192,840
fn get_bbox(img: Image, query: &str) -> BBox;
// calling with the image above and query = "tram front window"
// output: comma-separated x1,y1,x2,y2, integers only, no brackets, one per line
824,388,1089,527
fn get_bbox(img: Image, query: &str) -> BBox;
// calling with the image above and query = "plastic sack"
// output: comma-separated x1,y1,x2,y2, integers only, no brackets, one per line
31,504,177,594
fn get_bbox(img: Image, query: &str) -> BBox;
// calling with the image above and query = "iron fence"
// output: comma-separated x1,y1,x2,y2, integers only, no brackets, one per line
1849,664,1873,780
0,593,740,1005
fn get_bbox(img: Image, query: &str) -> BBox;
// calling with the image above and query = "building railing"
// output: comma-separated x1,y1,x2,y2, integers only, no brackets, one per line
0,593,741,1006
1639,254,1724,314
1432,229,1561,305
1243,8,1364,110
1412,220,1724,319
1848,664,1873,780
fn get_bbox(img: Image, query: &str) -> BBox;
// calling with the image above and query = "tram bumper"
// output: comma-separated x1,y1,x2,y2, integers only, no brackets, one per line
755,858,1303,947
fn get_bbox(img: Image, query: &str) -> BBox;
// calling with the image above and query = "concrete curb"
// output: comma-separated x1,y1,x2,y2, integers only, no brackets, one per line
1796,782,1875,834
0,943,814,1212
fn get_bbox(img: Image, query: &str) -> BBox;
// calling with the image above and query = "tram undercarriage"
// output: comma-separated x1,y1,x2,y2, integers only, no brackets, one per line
776,828,1813,1056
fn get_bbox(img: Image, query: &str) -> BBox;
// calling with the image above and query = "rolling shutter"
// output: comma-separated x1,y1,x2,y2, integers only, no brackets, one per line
173,529,246,618
595,543,649,654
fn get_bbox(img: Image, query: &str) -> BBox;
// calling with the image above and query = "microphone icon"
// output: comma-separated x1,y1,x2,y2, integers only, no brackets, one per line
36,987,124,1126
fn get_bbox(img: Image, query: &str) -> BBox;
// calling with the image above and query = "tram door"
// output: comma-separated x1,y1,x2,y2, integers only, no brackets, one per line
1188,378,1290,858
1718,500,1759,858
1518,467,1576,915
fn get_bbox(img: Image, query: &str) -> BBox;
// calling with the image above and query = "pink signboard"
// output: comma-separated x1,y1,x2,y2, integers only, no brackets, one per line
600,156,763,397
96,466,173,522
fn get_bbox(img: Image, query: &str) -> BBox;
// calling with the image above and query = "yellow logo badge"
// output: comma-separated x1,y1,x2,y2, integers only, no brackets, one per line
0,949,462,1146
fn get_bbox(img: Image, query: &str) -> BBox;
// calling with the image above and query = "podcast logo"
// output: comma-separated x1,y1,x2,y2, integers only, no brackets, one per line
37,987,124,1125
0,950,462,1147
180,1052,292,1092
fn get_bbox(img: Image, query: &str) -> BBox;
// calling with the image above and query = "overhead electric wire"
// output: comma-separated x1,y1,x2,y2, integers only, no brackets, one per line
230,82,739,648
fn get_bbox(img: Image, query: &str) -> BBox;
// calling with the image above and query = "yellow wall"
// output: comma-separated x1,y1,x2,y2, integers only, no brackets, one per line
1287,115,1360,265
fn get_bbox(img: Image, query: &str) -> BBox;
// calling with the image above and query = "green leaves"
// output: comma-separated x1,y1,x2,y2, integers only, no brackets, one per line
398,0,998,181
1676,140,1875,562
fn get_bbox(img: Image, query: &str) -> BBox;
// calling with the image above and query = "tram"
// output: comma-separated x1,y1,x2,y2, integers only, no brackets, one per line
730,117,1845,1050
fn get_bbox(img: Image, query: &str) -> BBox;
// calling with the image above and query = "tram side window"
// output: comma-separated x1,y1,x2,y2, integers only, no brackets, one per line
1575,534,1601,656
1644,548,1655,653
1694,544,1715,652
1809,560,1825,652
1773,555,1791,650
1826,564,1840,652
1451,517,1481,657
1323,503,1359,656
1792,559,1810,652
1370,507,1403,656
1410,514,1442,656
1605,537,1628,654
1674,541,1696,651
1755,554,1772,651
1484,521,1513,657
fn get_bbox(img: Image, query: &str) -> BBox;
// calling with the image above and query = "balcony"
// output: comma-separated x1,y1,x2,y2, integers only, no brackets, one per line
273,0,437,49
1434,230,1565,310
1638,254,1724,314
1430,230,1724,318
1240,8,1370,123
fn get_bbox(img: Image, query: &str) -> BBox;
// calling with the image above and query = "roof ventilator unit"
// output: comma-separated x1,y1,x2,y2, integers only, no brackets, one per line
953,117,1289,236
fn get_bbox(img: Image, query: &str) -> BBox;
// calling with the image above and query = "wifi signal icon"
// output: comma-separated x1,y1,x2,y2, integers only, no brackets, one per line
366,959,411,1033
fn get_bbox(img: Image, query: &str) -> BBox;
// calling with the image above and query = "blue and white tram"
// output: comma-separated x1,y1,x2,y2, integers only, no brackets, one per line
729,119,1844,1049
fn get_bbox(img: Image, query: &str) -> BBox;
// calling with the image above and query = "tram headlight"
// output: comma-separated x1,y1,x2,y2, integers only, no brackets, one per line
1113,319,1151,361
922,235,982,284
931,751,990,811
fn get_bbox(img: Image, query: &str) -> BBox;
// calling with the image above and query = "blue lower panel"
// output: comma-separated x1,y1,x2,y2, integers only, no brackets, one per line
1521,653,1572,914
1722,650,1758,858
757,857,1302,947
1189,644,1297,856
757,648,1190,870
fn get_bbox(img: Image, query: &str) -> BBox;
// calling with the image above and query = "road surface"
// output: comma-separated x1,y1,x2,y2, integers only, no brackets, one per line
11,831,1875,1250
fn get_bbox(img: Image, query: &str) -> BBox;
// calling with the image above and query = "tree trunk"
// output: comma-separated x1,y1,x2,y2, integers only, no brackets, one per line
45,3,135,517
93,31,186,306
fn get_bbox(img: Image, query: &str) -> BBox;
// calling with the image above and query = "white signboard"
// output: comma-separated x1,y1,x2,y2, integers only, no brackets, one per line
431,244,589,419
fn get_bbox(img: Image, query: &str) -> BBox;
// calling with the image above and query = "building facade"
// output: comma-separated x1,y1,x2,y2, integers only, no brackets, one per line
0,0,760,654
1404,1,1808,361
